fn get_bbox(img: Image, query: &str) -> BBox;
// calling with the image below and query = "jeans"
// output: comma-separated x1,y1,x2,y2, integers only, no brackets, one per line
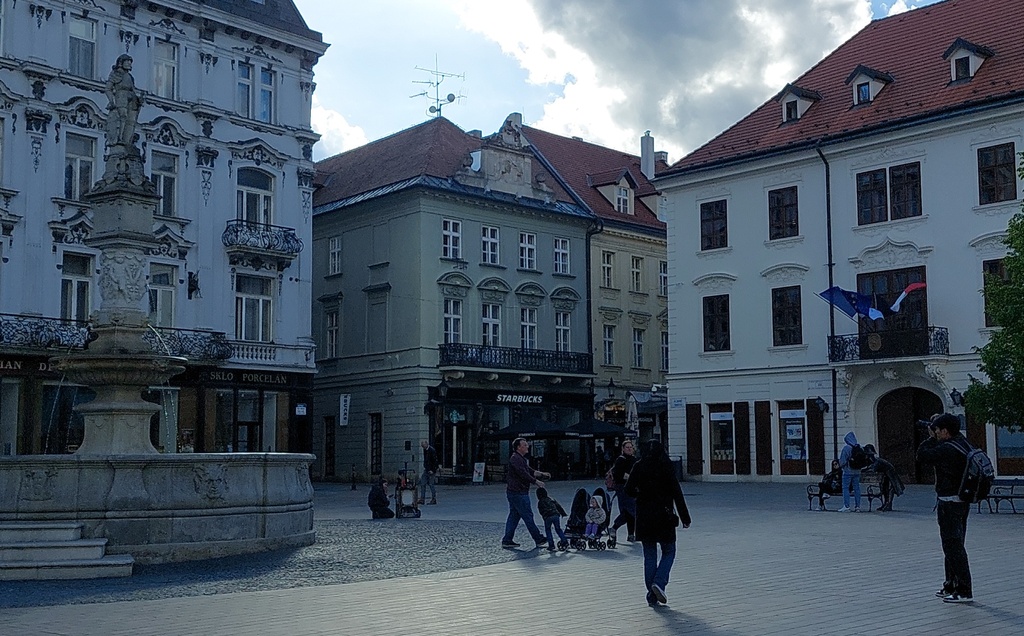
419,470,436,501
503,492,544,544
642,540,676,602
842,470,861,508
612,488,637,535
937,501,972,596
544,515,567,547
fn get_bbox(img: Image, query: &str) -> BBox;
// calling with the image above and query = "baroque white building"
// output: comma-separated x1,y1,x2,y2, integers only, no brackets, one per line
657,0,1024,482
0,0,326,456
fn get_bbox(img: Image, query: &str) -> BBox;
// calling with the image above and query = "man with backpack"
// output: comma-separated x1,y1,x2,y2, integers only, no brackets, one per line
916,413,976,604
837,431,867,512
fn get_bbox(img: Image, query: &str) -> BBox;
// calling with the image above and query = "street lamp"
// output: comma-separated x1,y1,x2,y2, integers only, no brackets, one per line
607,378,616,399
949,388,963,407
814,396,830,413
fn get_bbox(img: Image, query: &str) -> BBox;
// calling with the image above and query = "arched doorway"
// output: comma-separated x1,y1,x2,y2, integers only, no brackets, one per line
876,388,943,484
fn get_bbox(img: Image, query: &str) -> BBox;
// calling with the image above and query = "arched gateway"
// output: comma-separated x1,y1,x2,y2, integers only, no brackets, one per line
875,387,943,484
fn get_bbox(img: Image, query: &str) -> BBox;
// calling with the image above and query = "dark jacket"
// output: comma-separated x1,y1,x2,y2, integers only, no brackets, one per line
422,445,439,473
624,442,691,543
537,494,566,520
506,452,539,494
819,468,843,494
917,434,970,498
367,483,390,511
611,453,637,488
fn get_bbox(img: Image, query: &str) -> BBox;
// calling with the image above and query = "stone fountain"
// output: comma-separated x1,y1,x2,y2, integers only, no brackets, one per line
0,56,315,565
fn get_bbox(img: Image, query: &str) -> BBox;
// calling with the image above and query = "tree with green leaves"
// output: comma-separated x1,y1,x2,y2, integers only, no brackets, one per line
966,180,1024,433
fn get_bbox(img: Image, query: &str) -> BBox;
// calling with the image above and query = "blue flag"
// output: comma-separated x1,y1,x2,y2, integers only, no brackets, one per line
817,286,882,321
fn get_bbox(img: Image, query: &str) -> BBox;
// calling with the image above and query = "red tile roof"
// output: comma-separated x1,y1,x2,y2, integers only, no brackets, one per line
523,126,666,232
667,0,1024,174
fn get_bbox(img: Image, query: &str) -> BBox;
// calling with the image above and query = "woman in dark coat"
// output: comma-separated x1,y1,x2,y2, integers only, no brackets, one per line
624,440,691,607
368,477,395,519
610,439,638,541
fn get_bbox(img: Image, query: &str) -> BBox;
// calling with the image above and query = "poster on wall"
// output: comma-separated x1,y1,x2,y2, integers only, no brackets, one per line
473,462,486,483
780,409,806,460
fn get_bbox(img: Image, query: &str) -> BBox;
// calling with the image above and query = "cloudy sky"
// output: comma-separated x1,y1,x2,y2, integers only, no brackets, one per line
292,0,943,163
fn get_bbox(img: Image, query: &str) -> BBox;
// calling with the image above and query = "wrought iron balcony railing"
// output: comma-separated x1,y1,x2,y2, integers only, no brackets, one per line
221,220,303,271
143,327,233,363
828,326,949,363
0,313,92,351
439,343,593,375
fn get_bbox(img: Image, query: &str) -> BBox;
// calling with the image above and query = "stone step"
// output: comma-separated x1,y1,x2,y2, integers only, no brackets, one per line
0,554,134,580
0,522,84,543
0,538,108,562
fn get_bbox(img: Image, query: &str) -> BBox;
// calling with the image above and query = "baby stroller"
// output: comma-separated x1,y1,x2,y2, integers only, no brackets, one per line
394,466,421,519
564,487,616,551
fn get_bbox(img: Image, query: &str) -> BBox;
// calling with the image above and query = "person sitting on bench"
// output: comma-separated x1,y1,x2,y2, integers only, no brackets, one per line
815,459,844,510
368,477,395,519
864,444,905,511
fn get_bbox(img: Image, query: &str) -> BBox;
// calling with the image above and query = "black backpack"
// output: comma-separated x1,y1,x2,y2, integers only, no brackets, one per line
953,440,995,503
847,444,870,470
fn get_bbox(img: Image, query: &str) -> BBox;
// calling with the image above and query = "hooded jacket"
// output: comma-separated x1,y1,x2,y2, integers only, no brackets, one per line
585,495,607,525
839,431,862,474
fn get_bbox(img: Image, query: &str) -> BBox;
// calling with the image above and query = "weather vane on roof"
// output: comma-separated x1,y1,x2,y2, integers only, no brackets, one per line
410,56,465,118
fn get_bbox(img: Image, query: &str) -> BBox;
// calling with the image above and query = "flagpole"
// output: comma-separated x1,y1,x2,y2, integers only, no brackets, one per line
816,144,840,461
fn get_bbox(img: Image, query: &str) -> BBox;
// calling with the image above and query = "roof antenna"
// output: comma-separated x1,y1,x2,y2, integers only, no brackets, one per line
410,55,465,118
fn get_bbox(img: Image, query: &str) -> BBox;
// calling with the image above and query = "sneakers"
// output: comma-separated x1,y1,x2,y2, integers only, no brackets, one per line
501,540,520,548
546,545,556,552
854,507,861,513
417,499,425,505
650,584,668,604
627,534,636,542
942,593,974,604
534,538,547,549
837,506,852,513
427,499,437,505
935,588,953,598
816,505,825,511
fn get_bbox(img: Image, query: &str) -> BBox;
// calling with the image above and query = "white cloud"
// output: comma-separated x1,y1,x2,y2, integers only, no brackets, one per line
309,96,368,160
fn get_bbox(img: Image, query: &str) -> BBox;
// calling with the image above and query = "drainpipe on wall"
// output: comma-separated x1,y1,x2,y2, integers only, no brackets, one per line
815,143,840,461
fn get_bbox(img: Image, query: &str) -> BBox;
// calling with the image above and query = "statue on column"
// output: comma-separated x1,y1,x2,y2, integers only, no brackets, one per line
96,54,153,192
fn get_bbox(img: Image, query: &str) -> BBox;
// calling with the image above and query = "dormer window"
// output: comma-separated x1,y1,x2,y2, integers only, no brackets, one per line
616,186,631,214
845,65,893,107
943,38,994,83
775,84,821,124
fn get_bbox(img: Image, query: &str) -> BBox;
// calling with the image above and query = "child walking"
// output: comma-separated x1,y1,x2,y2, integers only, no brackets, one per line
585,494,607,539
536,487,568,551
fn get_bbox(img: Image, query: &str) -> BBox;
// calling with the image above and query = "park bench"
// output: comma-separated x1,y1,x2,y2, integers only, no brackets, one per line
979,478,1024,513
806,472,884,511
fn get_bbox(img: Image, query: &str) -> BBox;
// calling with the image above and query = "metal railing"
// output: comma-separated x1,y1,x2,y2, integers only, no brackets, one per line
221,220,303,255
0,313,92,350
439,343,592,374
143,327,233,362
828,326,949,362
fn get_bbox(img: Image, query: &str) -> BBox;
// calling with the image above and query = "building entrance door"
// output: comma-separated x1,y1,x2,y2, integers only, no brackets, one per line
876,387,942,484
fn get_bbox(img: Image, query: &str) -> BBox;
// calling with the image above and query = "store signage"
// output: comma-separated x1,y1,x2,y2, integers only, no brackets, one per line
339,394,351,426
710,412,733,421
205,370,290,385
779,409,805,419
0,358,55,373
496,394,543,404
295,403,307,416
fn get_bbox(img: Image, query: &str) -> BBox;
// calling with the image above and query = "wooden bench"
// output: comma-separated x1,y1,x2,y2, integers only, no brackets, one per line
807,472,884,511
979,478,1024,513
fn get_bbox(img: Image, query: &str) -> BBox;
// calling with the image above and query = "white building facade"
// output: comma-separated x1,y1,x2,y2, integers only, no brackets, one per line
0,0,326,456
657,0,1024,482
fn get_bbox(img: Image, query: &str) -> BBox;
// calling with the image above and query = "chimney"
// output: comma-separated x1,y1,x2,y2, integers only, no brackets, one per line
654,151,668,165
468,129,482,138
640,130,655,179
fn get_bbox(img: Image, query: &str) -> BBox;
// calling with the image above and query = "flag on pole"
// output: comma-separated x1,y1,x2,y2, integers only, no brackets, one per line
818,283,926,320
889,282,926,313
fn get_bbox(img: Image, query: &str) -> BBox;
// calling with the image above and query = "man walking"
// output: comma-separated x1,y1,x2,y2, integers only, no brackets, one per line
418,440,439,505
917,413,974,603
502,437,550,549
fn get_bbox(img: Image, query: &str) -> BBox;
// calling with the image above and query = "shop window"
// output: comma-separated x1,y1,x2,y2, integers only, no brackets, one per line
710,409,735,474
779,403,807,469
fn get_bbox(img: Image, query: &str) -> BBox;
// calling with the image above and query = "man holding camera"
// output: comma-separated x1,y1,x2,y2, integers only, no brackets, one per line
916,413,973,604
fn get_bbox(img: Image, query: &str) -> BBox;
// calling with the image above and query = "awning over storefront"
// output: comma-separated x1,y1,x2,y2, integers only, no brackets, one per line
481,417,580,440
569,417,631,438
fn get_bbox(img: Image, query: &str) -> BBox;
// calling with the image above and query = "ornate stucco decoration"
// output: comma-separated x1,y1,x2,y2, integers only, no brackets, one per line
48,207,93,244
970,124,1022,146
145,119,189,148
550,286,581,311
657,309,668,329
599,306,623,322
692,272,737,293
760,262,809,284
968,231,1007,255
761,172,802,188
515,282,547,307
477,277,511,303
437,272,472,298
849,237,932,271
57,99,103,130
229,139,288,170
98,251,148,310
849,145,925,169
628,311,652,327
151,224,193,260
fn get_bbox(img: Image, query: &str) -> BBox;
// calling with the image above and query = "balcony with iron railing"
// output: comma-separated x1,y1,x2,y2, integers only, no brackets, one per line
828,326,949,363
0,313,92,352
221,220,303,271
142,327,233,364
439,343,593,375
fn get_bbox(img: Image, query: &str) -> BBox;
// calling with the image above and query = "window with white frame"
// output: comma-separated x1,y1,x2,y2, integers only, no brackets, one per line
631,256,644,292
328,236,343,275
152,40,179,99
553,237,570,275
442,219,462,259
660,330,669,371
68,17,95,78
325,309,339,357
632,328,645,368
236,168,273,224
64,134,95,200
555,311,571,352
60,253,92,322
520,307,537,349
151,151,178,216
235,275,273,342
519,232,537,270
658,260,668,296
237,63,276,123
602,324,615,365
148,263,176,327
482,303,500,347
481,225,499,265
601,251,614,288
615,186,630,214
257,66,275,123
443,298,462,344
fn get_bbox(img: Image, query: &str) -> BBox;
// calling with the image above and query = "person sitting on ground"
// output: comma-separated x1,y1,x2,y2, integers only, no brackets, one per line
368,477,395,519
536,487,568,551
815,459,843,510
863,444,905,512
584,494,607,539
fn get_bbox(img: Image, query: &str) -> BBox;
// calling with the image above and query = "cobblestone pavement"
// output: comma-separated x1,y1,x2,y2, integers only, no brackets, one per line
5,480,1024,635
